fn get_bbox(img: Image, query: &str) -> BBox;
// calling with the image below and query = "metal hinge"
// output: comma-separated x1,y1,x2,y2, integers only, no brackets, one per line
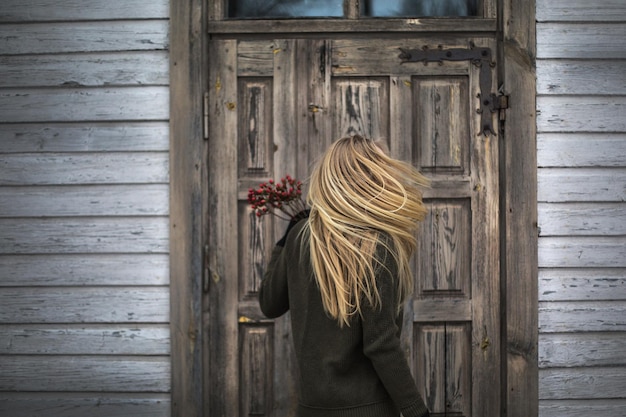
203,91,209,140
492,93,509,121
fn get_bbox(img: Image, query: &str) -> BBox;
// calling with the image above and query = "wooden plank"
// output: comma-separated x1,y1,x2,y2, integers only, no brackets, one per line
0,152,169,185
0,87,169,123
537,96,626,132
0,356,170,392
0,217,169,254
169,0,206,414
537,60,626,95
502,1,539,414
208,18,497,34
538,236,626,268
539,268,626,301
539,367,626,399
0,122,169,153
0,324,170,355
0,287,169,323
538,203,626,236
537,133,626,167
0,393,171,417
539,333,626,368
0,254,169,286
0,21,169,55
0,0,169,21
0,52,169,88
537,23,626,59
539,399,626,417
538,168,626,202
539,301,626,332
536,0,626,22
0,184,168,217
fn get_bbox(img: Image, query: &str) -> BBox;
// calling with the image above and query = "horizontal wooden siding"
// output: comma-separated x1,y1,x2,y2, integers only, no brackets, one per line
0,1,171,416
536,1,626,416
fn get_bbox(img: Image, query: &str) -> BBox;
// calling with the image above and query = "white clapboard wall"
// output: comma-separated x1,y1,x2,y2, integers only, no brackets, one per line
0,0,171,415
536,0,626,416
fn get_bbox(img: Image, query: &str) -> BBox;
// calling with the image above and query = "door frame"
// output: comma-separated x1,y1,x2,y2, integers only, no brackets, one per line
168,0,537,416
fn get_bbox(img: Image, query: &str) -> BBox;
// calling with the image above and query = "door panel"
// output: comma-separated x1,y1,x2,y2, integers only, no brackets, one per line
208,37,500,417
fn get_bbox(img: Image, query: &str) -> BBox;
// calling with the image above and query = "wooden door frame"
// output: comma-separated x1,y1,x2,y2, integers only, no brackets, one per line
168,0,537,416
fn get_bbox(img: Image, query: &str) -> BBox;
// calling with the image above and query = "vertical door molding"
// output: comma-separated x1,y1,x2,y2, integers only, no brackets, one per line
169,0,206,416
501,0,539,416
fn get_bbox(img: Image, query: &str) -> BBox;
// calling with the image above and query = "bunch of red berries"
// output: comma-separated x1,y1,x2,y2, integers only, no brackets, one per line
247,175,307,220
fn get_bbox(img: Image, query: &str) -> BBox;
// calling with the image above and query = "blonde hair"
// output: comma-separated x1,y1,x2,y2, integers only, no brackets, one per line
306,135,429,326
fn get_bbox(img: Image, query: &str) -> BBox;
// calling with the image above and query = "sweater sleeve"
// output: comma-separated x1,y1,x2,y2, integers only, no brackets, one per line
361,244,430,417
259,245,290,318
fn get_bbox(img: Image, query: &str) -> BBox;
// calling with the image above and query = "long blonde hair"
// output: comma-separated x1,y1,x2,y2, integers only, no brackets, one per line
306,135,429,326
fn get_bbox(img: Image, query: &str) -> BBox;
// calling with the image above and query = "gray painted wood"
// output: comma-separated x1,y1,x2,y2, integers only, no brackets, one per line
538,203,626,235
0,287,170,323
0,0,169,21
0,254,169,286
539,367,626,399
0,356,170,392
537,168,626,202
537,96,626,132
539,268,626,301
537,0,626,22
538,237,626,268
539,399,626,417
537,23,626,59
0,52,169,87
0,1,171,413
0,393,171,417
538,134,626,167
539,333,626,367
0,324,170,355
539,301,626,332
0,21,169,55
0,153,169,185
0,122,169,153
0,87,169,123
0,185,169,217
537,61,626,95
0,217,169,254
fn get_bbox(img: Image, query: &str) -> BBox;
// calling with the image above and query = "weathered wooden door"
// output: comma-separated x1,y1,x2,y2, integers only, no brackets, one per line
207,37,500,417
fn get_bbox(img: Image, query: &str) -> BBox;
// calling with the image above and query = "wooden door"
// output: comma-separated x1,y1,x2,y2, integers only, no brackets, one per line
208,37,500,417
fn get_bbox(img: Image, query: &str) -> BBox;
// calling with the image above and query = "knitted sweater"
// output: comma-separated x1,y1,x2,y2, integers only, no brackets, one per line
259,220,430,417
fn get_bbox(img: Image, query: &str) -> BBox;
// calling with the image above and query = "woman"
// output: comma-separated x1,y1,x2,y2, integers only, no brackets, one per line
260,135,430,417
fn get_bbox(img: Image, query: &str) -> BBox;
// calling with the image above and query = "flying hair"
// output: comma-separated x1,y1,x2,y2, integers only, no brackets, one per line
304,135,429,326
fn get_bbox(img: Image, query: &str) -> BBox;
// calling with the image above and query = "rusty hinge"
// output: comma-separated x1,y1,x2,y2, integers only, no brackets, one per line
492,94,509,121
203,91,209,140
399,43,501,136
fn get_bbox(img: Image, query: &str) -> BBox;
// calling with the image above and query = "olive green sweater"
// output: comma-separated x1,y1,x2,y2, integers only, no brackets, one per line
259,220,430,417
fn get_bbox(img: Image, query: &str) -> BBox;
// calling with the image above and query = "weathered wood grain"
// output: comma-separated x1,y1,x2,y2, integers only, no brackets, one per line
539,399,626,417
0,122,169,153
0,87,169,123
0,356,170,392
0,21,169,55
0,287,169,323
537,96,626,132
208,18,497,34
0,152,169,185
0,185,168,217
538,168,626,202
0,393,171,417
0,324,170,354
538,203,626,236
537,23,626,59
539,301,626,332
0,217,169,254
0,0,169,22
0,254,169,286
537,0,626,22
538,237,626,268
538,134,626,167
539,366,626,399
539,268,626,301
0,52,169,88
537,61,626,95
539,332,626,367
